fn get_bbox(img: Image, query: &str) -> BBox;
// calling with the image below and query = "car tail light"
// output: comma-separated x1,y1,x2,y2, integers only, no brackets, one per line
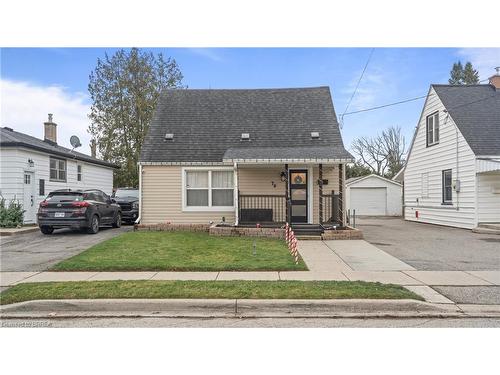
72,201,90,208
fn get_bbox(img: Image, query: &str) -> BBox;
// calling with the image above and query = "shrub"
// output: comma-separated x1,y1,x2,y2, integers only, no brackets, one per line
0,198,25,228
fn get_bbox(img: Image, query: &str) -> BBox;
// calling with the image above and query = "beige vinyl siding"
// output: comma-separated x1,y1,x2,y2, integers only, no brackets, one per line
477,173,500,223
142,165,235,225
404,87,477,229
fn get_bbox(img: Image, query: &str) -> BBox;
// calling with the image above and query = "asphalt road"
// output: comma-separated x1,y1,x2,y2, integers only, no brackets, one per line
0,226,132,272
1,317,499,328
357,217,500,271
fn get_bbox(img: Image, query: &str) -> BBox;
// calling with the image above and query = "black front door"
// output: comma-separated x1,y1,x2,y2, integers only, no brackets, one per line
289,170,308,223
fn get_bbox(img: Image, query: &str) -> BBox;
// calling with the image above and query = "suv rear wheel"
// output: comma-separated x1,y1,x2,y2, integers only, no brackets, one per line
40,226,54,235
87,215,100,234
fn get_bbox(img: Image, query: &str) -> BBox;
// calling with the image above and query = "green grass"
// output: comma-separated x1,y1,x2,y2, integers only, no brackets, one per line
51,231,307,272
0,280,422,305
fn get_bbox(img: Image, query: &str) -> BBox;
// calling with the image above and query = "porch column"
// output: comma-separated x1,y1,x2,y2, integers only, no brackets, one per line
318,163,323,224
338,163,344,227
284,163,289,223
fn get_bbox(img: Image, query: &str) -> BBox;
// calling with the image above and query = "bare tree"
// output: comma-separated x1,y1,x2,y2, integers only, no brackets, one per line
381,126,406,178
351,136,388,176
350,126,406,178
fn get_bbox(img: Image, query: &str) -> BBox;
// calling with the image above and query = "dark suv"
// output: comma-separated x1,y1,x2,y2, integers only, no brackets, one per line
112,188,139,224
37,189,122,234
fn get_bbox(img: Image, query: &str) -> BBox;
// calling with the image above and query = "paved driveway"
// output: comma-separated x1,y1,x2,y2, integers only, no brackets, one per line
0,226,132,272
357,217,500,271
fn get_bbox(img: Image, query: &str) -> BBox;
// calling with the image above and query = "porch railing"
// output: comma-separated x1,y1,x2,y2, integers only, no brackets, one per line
320,190,341,224
238,192,287,223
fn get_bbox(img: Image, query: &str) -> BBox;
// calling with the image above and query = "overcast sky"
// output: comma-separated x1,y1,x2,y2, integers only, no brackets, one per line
1,47,499,155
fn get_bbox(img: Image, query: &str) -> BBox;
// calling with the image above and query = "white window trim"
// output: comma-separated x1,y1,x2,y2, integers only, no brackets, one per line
426,111,440,146
77,164,83,182
49,156,67,182
181,166,235,212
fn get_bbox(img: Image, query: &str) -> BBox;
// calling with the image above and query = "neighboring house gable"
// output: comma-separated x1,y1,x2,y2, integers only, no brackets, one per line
404,83,500,229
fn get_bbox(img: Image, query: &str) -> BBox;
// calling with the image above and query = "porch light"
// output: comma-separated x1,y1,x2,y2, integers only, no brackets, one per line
280,171,287,182
28,158,35,167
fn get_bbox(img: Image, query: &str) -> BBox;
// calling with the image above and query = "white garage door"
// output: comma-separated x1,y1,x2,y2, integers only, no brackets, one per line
350,187,387,216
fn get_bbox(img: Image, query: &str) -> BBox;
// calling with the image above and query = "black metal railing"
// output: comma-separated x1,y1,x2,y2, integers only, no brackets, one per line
238,193,287,223
320,191,340,224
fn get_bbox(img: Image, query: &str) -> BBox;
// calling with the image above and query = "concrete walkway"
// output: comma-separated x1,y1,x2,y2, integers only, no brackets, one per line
1,239,499,305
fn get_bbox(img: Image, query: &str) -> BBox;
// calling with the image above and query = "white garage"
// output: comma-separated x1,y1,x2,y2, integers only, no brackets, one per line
346,174,402,216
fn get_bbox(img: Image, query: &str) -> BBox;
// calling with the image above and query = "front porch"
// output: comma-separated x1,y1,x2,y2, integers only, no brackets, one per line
234,163,347,229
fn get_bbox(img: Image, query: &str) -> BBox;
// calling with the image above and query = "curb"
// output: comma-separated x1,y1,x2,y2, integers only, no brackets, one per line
0,227,38,237
2,299,500,319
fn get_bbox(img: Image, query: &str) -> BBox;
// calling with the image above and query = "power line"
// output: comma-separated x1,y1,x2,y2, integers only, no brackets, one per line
342,95,428,116
341,77,493,118
340,48,374,128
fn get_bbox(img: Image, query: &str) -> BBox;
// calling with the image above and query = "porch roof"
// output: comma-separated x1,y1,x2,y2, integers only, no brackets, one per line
223,145,354,163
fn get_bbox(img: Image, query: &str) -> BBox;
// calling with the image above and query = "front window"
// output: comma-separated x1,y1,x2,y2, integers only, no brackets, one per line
185,169,234,209
77,165,82,181
442,169,452,204
426,112,440,146
50,157,67,182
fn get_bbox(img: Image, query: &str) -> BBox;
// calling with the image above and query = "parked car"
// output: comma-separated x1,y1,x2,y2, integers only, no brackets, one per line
37,189,122,234
112,188,139,224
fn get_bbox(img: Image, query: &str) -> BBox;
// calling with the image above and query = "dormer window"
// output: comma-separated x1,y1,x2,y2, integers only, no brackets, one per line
241,133,250,141
426,112,439,147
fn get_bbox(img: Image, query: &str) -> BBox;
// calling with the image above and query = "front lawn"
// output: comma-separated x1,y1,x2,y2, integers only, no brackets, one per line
0,280,422,305
51,231,307,272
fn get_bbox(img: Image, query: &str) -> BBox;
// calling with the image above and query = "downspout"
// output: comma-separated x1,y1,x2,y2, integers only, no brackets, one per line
234,161,239,226
454,116,460,211
134,163,142,224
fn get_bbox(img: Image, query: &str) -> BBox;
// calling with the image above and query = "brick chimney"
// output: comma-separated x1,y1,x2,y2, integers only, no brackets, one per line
44,113,57,144
489,67,500,90
90,139,97,158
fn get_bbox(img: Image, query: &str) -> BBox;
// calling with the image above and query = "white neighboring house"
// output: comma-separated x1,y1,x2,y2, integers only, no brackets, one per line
404,72,500,230
0,114,117,224
346,174,402,216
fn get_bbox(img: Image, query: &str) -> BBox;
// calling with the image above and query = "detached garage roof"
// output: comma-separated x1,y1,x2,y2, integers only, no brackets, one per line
347,174,402,186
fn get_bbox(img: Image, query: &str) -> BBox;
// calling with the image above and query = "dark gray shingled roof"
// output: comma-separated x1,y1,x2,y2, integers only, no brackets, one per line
0,127,118,168
140,87,354,163
432,84,500,156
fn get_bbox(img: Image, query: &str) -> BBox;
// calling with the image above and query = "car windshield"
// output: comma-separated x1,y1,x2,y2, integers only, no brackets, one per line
114,189,139,199
46,193,84,202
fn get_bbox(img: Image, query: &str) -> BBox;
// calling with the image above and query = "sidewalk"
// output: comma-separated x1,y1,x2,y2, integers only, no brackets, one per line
1,239,499,305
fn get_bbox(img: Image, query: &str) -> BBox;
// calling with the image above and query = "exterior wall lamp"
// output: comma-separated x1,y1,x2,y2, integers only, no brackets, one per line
28,158,35,167
280,171,287,182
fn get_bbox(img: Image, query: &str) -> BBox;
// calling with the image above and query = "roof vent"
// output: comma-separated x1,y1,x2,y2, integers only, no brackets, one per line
4,127,13,131
165,133,174,141
241,133,250,141
311,131,320,139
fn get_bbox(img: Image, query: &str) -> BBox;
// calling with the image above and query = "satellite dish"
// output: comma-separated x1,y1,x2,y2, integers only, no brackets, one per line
70,135,82,149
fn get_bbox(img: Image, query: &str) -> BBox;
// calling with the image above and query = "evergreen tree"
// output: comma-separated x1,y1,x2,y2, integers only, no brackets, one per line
449,61,464,84
88,48,185,187
463,62,480,84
